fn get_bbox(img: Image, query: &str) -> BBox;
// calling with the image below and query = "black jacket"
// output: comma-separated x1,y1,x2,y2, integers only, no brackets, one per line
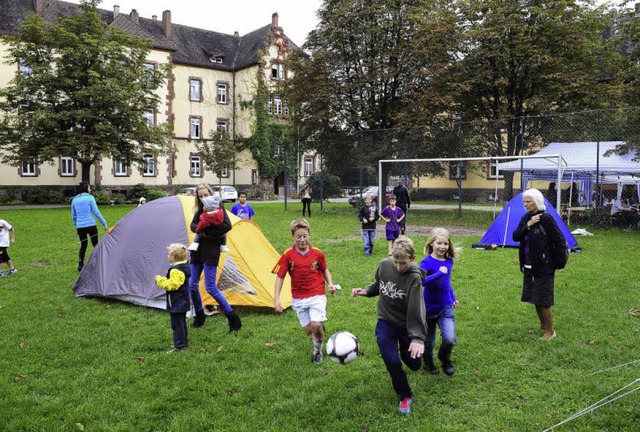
164,262,191,313
358,203,379,230
190,209,232,266
512,211,565,277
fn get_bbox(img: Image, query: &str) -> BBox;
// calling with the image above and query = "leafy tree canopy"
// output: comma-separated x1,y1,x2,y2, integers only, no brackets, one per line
0,0,171,182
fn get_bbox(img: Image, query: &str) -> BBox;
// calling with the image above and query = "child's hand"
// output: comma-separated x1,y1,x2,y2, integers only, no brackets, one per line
439,266,448,274
453,300,459,308
274,299,283,313
351,288,366,297
328,284,337,297
407,341,424,359
363,218,368,223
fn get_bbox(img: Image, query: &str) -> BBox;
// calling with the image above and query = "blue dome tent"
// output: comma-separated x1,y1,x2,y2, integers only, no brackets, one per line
477,192,578,249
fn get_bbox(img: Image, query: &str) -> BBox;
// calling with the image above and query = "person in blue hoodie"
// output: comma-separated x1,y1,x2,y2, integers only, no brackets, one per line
71,182,107,271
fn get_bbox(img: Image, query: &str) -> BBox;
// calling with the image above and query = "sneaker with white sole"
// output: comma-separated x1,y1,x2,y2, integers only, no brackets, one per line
7,268,17,276
188,243,199,252
312,352,323,364
220,245,229,253
398,397,412,414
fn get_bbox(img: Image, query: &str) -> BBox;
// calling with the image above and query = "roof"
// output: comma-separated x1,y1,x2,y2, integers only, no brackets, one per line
497,142,640,176
0,0,297,71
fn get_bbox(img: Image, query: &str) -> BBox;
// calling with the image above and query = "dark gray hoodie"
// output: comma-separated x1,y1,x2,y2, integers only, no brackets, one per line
364,258,427,345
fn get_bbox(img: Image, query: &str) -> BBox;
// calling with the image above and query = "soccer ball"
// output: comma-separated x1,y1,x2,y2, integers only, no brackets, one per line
326,331,359,364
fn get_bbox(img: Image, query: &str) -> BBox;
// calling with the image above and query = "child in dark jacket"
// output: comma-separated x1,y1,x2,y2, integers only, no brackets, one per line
358,194,379,256
155,243,192,352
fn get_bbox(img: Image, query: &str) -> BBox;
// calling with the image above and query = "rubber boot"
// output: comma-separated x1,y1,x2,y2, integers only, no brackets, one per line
423,352,439,375
226,311,242,333
438,342,455,376
192,310,206,328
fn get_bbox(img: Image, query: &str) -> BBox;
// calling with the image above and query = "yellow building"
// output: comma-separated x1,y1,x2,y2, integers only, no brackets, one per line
0,0,304,197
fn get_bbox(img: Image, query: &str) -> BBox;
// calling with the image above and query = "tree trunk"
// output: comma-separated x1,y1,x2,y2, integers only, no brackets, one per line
81,161,92,184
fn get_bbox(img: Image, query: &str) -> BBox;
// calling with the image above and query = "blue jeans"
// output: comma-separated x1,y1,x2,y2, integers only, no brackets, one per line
189,263,233,315
375,319,422,400
362,229,375,255
425,307,456,354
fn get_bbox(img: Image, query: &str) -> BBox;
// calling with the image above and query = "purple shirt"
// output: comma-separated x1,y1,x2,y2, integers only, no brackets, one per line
380,206,404,231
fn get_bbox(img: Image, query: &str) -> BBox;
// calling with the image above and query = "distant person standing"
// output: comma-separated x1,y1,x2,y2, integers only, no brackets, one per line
393,180,411,235
358,194,379,256
301,184,312,217
231,192,255,220
380,195,405,256
0,217,17,276
71,182,107,272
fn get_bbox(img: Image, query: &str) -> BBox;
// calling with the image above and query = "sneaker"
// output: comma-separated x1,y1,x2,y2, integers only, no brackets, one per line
188,243,199,252
0,271,3,277
312,352,324,364
7,268,17,276
220,245,229,253
540,331,557,341
398,397,412,414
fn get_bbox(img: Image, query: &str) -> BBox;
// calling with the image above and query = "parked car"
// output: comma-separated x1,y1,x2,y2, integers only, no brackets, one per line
212,185,238,203
348,186,391,207
185,185,238,203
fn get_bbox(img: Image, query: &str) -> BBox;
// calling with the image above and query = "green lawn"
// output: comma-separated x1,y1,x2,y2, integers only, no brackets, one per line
0,202,638,431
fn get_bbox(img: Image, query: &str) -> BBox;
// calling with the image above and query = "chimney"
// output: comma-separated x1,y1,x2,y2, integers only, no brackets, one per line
234,31,239,38
272,12,279,28
162,10,172,39
35,0,44,17
130,9,139,25
152,15,157,21
113,5,120,17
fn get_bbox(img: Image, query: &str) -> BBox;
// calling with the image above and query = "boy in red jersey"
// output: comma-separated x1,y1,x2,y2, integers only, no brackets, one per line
272,219,337,364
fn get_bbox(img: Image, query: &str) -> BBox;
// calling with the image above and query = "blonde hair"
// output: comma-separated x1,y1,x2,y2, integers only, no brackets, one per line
523,188,546,212
193,183,214,213
391,236,416,259
167,243,188,261
290,219,311,235
424,227,460,259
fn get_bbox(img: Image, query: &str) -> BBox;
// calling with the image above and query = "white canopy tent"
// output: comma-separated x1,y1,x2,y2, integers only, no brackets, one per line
497,142,640,206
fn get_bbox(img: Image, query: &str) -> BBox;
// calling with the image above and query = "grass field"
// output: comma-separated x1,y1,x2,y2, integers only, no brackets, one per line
1,201,638,431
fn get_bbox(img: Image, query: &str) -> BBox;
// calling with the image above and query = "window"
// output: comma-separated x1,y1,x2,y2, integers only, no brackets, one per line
217,83,228,104
143,63,155,88
284,99,289,116
273,95,283,115
304,156,315,177
220,167,229,178
189,78,202,101
114,159,129,176
143,109,155,127
190,155,202,177
251,169,258,185
448,162,466,180
60,156,75,177
142,153,155,176
21,161,36,176
18,58,32,76
487,161,504,179
189,117,202,139
217,120,228,132
271,63,285,80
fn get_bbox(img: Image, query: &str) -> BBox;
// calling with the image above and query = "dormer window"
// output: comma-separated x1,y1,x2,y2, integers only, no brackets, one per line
271,63,285,80
210,57,223,63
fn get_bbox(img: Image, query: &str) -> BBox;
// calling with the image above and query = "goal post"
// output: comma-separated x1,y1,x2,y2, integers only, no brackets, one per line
378,154,567,214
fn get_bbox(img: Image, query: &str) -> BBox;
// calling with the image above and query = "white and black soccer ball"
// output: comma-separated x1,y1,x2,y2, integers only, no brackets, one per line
326,331,359,364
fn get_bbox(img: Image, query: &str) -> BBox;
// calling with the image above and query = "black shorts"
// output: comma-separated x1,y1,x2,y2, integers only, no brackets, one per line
0,247,11,263
521,268,554,307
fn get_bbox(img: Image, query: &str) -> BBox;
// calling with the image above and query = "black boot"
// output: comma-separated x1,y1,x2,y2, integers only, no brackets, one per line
438,342,455,376
226,311,242,333
423,352,439,375
77,260,84,272
192,310,206,328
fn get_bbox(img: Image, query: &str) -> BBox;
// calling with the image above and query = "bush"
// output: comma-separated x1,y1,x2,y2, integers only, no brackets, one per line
146,189,166,201
110,193,126,205
93,190,111,205
128,183,149,200
305,172,343,199
22,188,64,204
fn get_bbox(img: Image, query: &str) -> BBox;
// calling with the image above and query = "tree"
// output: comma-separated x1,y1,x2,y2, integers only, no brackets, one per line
409,0,615,198
196,129,240,186
0,0,170,182
286,0,424,187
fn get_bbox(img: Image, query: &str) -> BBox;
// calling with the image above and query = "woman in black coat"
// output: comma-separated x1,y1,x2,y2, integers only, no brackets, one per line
512,188,566,341
189,183,242,332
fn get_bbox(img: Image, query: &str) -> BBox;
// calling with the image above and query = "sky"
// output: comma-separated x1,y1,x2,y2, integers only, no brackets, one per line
65,0,323,46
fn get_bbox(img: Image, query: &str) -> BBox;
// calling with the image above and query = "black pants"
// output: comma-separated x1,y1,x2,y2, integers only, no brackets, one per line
302,198,312,217
77,225,99,263
397,203,408,233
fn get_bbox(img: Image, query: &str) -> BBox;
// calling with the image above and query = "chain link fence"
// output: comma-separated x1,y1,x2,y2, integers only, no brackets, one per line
327,108,640,229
